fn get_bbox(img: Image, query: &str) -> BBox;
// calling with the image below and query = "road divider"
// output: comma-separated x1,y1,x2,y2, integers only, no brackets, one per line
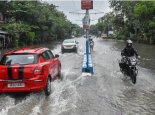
82,52,94,74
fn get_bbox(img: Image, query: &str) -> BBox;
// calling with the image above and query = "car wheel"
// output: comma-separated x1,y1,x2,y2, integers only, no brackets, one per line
57,69,63,80
44,77,51,96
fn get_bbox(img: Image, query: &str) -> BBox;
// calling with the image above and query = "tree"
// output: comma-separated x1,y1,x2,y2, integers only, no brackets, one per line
108,0,155,44
1,1,80,47
134,1,155,43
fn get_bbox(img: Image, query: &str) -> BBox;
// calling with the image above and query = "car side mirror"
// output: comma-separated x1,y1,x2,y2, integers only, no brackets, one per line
55,54,59,58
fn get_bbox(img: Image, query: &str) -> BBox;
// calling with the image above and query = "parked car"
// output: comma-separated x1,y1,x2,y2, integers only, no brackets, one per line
0,47,62,96
101,34,108,39
61,39,79,53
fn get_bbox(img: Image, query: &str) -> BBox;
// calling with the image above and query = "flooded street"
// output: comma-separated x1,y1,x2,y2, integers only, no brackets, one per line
0,37,154,115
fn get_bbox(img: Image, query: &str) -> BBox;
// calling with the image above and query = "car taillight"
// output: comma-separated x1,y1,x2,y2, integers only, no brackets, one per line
34,66,43,75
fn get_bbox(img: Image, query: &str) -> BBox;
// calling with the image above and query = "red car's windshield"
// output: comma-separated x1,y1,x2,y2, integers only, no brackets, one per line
0,54,38,66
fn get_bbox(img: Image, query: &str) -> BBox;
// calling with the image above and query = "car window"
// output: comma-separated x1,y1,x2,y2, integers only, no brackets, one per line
64,40,75,43
0,54,37,65
46,50,54,59
42,51,50,60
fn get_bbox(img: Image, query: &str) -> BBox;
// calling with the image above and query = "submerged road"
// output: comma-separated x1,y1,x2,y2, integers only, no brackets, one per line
0,37,154,115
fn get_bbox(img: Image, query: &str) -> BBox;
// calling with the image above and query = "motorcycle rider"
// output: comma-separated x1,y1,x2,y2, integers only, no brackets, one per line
120,39,140,70
121,39,139,58
89,37,94,50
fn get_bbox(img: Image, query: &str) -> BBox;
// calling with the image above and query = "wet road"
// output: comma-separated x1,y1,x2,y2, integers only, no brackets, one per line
0,37,155,115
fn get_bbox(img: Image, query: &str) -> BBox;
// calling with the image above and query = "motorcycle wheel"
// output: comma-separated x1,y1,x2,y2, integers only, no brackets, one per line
131,70,137,84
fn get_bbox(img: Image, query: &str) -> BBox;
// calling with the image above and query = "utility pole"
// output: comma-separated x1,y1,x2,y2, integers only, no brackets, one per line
85,10,90,71
81,0,94,74
69,0,104,74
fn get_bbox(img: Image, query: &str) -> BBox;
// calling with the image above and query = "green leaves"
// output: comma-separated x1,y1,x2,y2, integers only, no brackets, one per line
3,21,31,33
1,1,81,47
95,12,115,37
108,0,155,44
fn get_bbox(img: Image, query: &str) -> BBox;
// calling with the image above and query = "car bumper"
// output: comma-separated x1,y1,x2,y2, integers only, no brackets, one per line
0,75,47,93
61,47,77,52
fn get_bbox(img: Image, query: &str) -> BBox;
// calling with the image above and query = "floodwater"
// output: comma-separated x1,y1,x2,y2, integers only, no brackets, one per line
0,37,154,115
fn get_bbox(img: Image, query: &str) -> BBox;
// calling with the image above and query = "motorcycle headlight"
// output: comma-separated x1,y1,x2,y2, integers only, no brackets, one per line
131,58,136,61
131,61,137,65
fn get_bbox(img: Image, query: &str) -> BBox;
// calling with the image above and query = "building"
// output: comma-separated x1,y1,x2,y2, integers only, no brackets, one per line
0,30,12,49
0,12,12,48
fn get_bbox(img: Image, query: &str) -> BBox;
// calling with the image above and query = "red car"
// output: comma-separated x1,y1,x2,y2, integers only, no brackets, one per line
0,47,61,96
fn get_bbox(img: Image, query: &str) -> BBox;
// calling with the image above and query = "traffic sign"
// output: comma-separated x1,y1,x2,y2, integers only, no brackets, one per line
82,14,90,29
81,0,93,10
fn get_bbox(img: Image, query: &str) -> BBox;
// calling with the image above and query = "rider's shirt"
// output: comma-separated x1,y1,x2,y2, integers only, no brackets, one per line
121,47,138,57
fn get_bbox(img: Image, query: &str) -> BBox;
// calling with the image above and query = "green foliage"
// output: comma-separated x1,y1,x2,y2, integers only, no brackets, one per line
3,20,31,33
0,1,82,47
90,25,97,35
94,0,155,44
27,32,35,44
71,24,83,37
94,12,115,37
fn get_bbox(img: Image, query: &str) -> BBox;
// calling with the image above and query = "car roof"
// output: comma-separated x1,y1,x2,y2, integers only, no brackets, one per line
63,39,75,42
4,47,49,56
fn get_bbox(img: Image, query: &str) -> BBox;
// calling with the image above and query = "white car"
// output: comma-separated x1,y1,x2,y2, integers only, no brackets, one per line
61,39,79,53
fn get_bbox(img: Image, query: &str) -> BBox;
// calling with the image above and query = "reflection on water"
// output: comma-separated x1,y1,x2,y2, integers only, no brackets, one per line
118,87,155,115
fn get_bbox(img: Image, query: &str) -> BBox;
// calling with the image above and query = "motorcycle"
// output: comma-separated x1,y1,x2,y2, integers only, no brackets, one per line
119,56,138,84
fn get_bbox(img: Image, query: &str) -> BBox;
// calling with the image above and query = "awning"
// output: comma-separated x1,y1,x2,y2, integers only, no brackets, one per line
0,30,9,34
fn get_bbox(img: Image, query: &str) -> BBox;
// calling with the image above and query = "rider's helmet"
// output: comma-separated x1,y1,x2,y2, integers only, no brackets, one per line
126,39,132,47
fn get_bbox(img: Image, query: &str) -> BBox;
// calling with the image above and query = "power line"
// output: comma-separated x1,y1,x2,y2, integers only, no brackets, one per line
69,11,104,15
75,19,98,21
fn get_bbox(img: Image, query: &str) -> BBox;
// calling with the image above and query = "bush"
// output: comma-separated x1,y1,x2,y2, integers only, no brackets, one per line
27,32,36,44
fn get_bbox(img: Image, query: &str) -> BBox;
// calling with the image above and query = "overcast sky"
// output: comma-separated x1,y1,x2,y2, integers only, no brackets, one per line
44,0,112,26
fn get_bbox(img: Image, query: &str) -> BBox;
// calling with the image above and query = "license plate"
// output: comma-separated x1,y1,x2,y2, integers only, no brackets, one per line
66,46,71,48
7,83,25,88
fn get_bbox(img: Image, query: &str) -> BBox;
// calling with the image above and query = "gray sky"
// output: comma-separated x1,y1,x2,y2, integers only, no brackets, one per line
44,0,112,26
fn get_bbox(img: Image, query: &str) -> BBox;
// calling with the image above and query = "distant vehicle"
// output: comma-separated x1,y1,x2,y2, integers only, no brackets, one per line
61,39,79,53
101,34,107,39
71,35,75,38
0,47,62,96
